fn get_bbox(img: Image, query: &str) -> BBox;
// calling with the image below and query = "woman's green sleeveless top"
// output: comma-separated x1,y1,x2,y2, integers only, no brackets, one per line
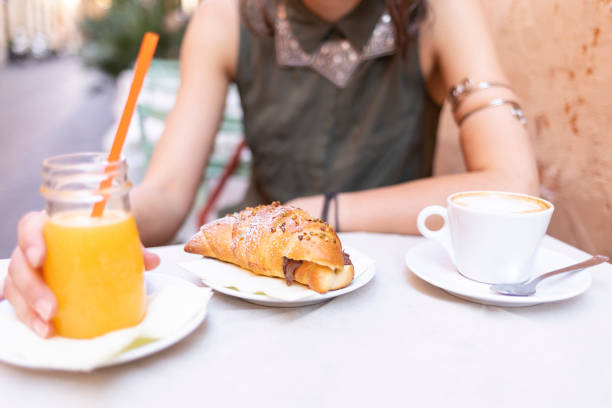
234,0,440,207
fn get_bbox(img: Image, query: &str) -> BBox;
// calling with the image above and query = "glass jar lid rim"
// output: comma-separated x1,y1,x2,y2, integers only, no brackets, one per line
42,152,127,171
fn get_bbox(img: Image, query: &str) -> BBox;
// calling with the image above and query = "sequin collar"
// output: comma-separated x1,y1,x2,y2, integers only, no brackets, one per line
275,1,397,88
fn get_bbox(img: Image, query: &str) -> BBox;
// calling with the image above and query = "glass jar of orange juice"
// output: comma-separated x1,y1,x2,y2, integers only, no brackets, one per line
40,153,146,339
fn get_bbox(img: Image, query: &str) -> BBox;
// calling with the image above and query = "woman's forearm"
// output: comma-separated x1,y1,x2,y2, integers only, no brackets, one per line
130,182,190,246
338,169,539,234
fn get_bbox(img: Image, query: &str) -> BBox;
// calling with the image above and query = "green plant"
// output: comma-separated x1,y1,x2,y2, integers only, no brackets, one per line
80,0,187,77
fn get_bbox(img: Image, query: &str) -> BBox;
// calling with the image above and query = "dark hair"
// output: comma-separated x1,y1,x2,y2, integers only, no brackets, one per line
240,0,428,50
385,0,427,48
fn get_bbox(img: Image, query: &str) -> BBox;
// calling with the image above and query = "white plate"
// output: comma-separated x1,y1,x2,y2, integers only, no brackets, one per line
101,273,208,368
405,240,592,307
191,246,376,307
0,273,209,371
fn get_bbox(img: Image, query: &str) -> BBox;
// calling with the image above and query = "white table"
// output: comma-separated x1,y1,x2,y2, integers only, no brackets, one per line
1,233,611,407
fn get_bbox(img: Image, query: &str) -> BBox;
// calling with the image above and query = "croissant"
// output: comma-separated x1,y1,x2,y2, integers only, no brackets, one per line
184,202,354,293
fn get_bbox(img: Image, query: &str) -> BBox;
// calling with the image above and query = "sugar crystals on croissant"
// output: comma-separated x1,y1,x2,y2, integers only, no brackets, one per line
184,202,354,293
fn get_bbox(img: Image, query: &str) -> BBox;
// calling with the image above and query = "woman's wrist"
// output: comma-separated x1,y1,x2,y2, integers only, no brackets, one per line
286,194,341,231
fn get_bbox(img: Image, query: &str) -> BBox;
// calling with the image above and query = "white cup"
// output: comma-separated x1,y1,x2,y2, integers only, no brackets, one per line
417,191,554,284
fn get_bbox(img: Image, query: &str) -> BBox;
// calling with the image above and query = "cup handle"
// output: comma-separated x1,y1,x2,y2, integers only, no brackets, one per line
417,205,455,262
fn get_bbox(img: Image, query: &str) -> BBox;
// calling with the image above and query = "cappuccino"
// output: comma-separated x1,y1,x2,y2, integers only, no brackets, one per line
451,191,550,214
418,191,554,283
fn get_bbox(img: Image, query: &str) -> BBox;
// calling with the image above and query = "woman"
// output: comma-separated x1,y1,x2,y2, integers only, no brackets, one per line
2,0,538,336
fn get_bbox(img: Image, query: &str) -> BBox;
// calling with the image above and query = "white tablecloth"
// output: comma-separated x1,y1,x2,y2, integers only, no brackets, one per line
0,233,611,407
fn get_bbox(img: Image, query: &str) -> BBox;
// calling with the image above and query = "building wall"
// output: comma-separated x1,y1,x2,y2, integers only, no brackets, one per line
435,0,612,255
3,0,82,58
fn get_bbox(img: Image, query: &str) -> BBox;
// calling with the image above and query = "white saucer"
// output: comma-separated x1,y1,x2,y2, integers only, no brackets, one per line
405,241,592,307
189,246,376,307
0,273,209,371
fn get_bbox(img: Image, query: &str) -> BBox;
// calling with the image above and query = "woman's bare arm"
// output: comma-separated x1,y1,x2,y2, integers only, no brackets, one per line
289,0,539,234
131,0,239,245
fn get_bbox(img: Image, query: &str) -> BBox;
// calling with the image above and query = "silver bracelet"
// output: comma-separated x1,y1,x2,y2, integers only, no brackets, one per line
448,78,514,112
457,98,526,126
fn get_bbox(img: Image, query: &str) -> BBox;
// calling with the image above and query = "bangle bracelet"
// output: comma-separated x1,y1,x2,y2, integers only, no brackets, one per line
321,192,340,232
321,193,332,222
333,193,340,233
457,98,526,126
448,78,514,113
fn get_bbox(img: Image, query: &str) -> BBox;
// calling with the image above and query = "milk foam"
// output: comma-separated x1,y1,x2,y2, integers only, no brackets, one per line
452,193,548,214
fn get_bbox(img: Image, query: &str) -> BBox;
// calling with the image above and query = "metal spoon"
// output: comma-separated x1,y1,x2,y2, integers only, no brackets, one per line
490,255,609,296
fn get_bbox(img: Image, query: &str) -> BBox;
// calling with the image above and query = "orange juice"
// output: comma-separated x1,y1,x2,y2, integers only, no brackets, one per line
42,210,146,339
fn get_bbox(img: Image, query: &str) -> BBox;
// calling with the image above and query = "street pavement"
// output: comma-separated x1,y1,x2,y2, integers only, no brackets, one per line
0,57,116,258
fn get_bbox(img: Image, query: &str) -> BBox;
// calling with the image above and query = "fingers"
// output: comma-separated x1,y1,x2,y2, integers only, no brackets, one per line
17,211,47,268
142,245,160,271
6,211,57,338
8,247,57,322
3,275,54,338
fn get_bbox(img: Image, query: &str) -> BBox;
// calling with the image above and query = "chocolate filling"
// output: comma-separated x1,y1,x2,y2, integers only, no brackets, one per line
343,251,352,266
283,252,351,285
282,257,302,286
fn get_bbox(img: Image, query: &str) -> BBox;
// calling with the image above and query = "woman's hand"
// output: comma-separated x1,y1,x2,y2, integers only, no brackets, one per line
0,211,161,338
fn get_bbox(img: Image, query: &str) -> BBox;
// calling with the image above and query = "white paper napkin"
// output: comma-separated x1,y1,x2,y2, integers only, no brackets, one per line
180,245,375,301
0,274,212,371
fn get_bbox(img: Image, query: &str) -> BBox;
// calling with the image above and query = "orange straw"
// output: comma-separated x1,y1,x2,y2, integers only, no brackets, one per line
91,32,159,217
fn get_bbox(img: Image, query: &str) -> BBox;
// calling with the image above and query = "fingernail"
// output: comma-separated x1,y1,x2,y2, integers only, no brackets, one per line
26,247,43,268
32,318,49,337
35,299,53,321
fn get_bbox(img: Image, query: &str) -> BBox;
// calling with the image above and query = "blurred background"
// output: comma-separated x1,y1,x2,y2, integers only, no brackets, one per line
0,0,611,259
0,0,249,258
